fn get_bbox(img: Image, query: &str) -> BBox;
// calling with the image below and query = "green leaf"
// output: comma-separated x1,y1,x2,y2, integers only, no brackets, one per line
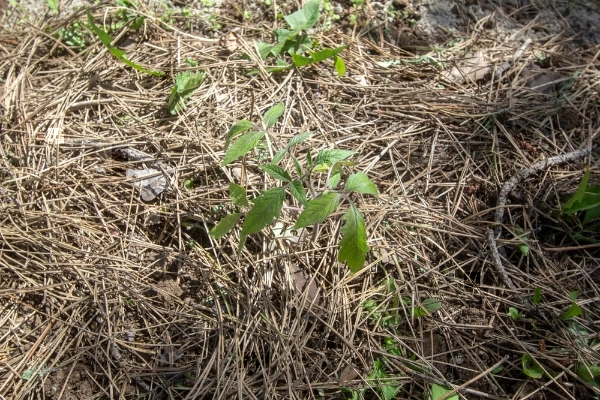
561,302,583,320
569,290,580,301
209,213,242,239
263,102,285,129
564,188,600,213
413,299,440,318
241,188,286,237
314,149,356,166
222,131,265,166
422,298,442,313
338,204,369,272
289,132,311,147
563,169,591,212
308,45,347,62
345,172,378,196
271,29,294,56
334,55,346,77
583,203,600,224
293,157,303,175
578,363,600,381
259,164,292,182
184,179,195,190
306,148,313,166
264,61,293,73
290,180,308,206
508,307,522,321
532,287,543,304
254,40,273,59
274,29,294,43
87,13,164,77
294,192,340,229
168,71,207,115
519,242,529,257
284,0,321,33
381,384,399,400
291,53,314,67
272,148,287,165
521,354,544,379
328,171,341,189
225,120,253,150
229,183,248,207
430,384,458,400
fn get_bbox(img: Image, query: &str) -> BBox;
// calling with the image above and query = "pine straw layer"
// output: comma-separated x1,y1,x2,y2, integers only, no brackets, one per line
1,7,600,400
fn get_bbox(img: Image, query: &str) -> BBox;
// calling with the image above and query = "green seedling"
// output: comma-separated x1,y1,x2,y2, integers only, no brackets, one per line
514,227,529,256
54,21,88,48
363,279,441,326
87,13,164,77
113,0,144,31
560,290,583,320
344,358,401,400
563,168,600,225
184,179,196,190
508,307,524,321
167,71,207,115
411,298,442,317
522,354,544,379
577,363,600,390
184,58,199,67
210,103,377,272
253,0,347,77
532,287,543,304
46,0,59,14
430,384,459,400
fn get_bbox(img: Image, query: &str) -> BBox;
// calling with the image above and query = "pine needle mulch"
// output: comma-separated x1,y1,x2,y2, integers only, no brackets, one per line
1,6,599,400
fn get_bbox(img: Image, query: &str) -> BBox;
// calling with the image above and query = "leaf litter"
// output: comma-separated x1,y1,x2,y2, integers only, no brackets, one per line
1,1,600,399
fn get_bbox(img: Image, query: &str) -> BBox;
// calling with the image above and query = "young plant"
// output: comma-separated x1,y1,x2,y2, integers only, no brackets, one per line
54,21,88,48
167,71,207,115
210,103,377,272
253,0,347,77
562,168,600,225
343,358,401,400
507,307,524,321
87,13,164,77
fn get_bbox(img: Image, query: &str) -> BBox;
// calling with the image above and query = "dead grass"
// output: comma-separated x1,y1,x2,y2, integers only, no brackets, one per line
1,4,599,400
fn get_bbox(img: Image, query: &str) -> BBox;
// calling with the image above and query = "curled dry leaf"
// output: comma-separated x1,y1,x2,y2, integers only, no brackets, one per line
443,51,490,83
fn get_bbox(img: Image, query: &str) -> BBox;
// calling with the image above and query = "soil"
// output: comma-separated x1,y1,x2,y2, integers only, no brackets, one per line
1,0,599,399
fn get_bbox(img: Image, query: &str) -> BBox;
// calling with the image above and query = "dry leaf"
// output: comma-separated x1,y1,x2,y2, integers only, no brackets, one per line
443,51,490,83
220,32,238,53
339,364,360,385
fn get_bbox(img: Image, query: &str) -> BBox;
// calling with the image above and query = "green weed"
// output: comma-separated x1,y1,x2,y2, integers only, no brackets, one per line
167,71,207,115
562,168,600,226
253,0,347,76
209,103,377,272
87,13,164,76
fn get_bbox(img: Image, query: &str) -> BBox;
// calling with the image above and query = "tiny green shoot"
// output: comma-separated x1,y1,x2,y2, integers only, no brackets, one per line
521,354,544,379
508,307,523,321
211,103,377,272
253,0,347,77
168,71,207,114
430,384,459,400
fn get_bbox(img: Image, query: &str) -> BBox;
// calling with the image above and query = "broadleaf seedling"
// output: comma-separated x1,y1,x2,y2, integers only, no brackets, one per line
168,71,207,115
211,103,378,272
252,0,347,77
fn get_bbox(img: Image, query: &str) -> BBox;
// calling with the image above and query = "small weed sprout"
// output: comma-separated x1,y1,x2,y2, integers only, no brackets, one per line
167,71,207,115
210,103,378,272
253,0,347,77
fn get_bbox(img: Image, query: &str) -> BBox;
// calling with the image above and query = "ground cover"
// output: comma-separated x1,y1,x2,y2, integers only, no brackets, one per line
1,0,599,399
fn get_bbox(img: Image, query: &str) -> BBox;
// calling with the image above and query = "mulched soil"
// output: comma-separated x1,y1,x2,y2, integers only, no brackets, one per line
1,1,599,399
